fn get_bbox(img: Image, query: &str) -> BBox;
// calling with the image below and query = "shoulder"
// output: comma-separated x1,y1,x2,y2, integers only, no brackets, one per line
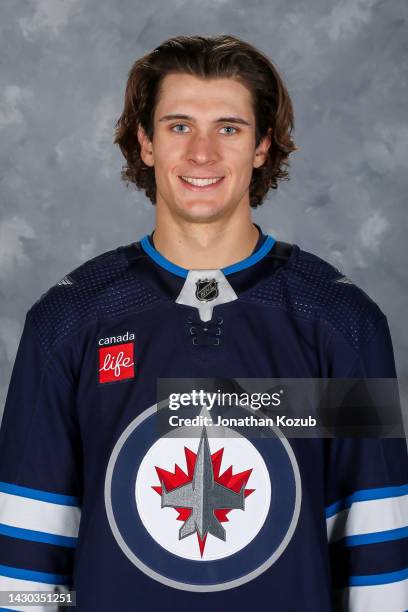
26,242,161,355
250,243,386,352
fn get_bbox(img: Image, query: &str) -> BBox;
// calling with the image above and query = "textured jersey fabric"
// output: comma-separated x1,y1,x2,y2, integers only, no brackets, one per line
0,226,407,611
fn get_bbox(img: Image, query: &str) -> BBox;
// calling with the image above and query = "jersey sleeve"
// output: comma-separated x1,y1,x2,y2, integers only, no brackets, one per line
325,314,408,611
0,310,82,612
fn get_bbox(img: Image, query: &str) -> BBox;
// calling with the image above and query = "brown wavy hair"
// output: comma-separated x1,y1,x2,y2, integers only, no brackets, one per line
114,34,298,208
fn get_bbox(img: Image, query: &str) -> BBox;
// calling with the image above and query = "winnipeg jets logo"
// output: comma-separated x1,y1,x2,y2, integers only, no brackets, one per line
152,428,253,556
105,403,301,591
195,278,219,301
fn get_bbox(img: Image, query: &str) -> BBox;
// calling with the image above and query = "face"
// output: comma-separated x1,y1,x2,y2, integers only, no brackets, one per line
137,73,271,223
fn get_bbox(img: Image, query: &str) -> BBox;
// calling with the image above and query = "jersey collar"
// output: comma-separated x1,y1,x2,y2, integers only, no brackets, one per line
139,227,276,279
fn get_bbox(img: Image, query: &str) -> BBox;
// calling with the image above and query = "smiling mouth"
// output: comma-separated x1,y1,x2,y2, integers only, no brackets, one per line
179,176,224,187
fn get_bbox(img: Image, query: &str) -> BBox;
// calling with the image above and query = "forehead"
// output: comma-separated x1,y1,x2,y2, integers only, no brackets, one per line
154,73,254,120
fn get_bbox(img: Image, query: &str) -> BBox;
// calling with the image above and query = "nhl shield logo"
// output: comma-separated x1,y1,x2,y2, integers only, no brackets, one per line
195,278,219,302
104,403,301,591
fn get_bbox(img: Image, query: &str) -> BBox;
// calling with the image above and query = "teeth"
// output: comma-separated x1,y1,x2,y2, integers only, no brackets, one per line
181,176,223,186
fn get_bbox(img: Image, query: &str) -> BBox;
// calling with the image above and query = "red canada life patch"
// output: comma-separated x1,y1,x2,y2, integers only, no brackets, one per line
99,342,135,383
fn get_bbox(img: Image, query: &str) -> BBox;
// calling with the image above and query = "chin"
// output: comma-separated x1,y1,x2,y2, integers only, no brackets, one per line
177,195,230,215
176,203,228,223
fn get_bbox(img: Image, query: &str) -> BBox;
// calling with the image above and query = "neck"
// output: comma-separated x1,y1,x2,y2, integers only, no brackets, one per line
152,207,260,270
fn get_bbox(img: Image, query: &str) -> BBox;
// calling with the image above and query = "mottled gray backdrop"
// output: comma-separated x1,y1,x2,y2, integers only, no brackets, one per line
1,0,407,425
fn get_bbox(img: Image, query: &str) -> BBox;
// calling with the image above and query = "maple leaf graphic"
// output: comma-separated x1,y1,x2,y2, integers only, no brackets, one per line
152,442,254,557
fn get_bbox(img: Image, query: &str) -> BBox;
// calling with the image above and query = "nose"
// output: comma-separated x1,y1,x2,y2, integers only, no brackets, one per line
186,133,219,165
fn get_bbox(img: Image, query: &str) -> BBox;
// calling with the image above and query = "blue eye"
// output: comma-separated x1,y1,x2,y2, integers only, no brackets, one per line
221,126,237,135
171,124,189,133
170,124,238,135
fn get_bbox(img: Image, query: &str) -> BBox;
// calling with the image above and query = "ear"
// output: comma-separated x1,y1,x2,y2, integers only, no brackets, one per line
137,124,154,167
253,128,272,169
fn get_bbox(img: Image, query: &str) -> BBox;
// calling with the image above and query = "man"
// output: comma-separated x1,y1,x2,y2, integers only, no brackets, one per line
0,34,407,612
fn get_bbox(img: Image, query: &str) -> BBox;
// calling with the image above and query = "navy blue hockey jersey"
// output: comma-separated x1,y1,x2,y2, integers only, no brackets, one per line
0,226,407,611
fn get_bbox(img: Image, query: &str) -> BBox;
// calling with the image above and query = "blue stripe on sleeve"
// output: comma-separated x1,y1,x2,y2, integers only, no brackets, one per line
0,563,71,585
0,482,80,507
348,566,408,586
0,524,78,548
329,534,408,588
0,533,75,578
325,483,408,518
342,527,408,547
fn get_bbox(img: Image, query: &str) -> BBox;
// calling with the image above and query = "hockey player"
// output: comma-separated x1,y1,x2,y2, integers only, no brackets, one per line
0,34,407,611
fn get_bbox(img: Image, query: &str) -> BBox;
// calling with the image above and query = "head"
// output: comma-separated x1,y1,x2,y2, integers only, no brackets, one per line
114,35,297,223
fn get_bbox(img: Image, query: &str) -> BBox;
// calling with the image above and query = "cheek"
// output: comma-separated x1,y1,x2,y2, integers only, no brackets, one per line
155,148,184,179
152,147,177,179
223,140,256,169
231,152,256,182
153,133,180,163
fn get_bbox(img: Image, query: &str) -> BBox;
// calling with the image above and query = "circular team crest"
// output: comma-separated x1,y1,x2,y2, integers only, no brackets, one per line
104,404,301,592
136,432,271,561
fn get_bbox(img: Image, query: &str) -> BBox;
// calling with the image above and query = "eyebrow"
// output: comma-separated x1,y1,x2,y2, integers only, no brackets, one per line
158,113,252,127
